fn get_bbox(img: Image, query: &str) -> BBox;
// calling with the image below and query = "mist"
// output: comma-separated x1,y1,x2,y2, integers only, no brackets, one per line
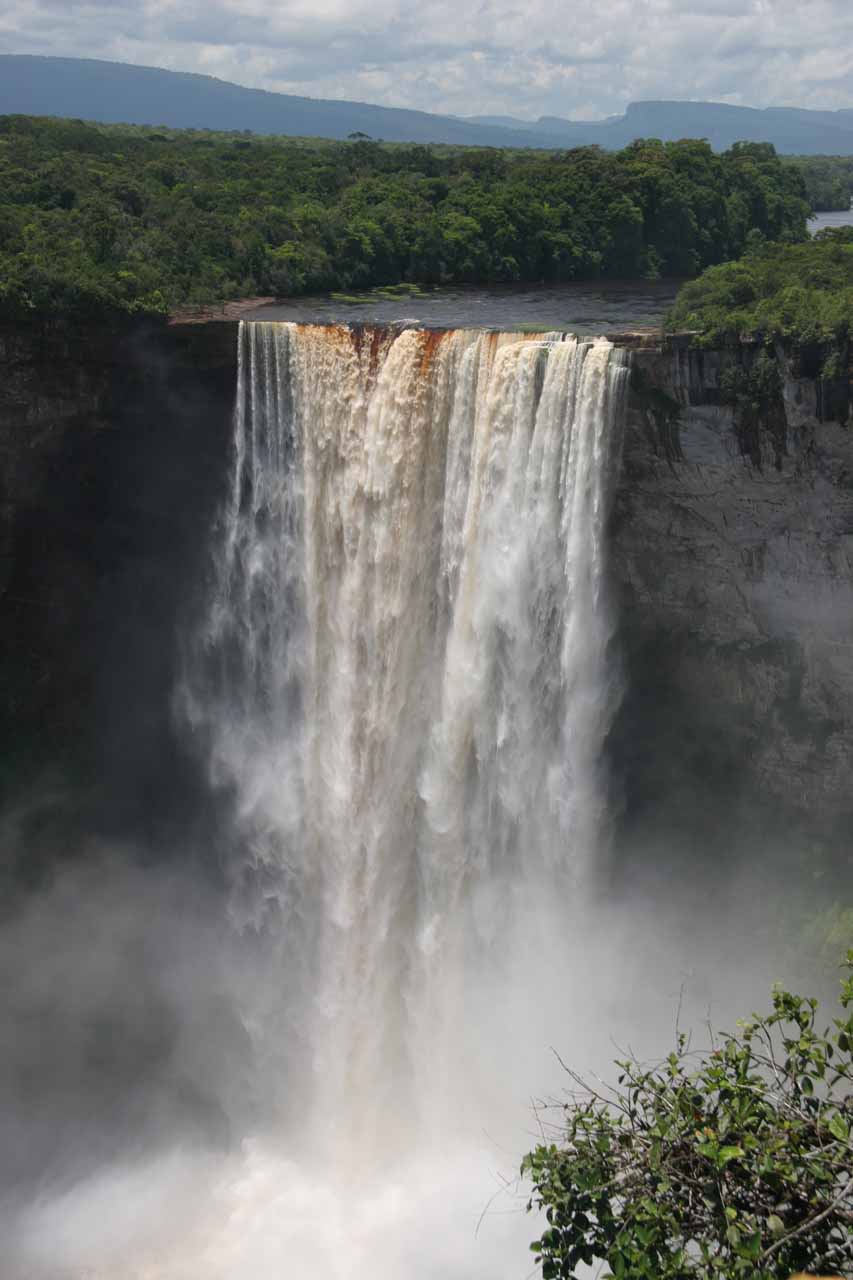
0,830,820,1279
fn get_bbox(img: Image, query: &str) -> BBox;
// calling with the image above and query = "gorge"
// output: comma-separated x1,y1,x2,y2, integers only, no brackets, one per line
1,312,851,1277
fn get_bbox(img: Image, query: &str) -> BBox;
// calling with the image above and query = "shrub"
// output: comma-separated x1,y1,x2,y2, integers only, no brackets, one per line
523,953,853,1279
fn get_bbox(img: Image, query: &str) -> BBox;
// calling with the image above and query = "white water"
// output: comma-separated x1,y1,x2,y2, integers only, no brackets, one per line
198,320,627,1147
10,322,629,1280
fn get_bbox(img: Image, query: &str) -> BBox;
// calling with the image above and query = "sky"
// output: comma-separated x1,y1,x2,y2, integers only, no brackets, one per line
1,0,852,121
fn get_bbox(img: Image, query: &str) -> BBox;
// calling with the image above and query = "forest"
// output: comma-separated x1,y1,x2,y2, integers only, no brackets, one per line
787,153,853,211
0,115,810,318
666,226,853,354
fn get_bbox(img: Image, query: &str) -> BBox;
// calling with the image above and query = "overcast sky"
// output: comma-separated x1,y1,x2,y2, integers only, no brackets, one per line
2,0,852,120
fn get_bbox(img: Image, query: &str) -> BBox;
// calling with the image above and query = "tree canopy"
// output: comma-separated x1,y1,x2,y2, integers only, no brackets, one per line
667,227,853,351
0,117,809,319
524,955,853,1280
786,155,853,213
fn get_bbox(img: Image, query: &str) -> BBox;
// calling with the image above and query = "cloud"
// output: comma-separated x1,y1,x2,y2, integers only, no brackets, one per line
1,0,852,118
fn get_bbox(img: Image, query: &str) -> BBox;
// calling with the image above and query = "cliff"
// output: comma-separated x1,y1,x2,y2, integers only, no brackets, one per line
0,316,236,860
1,316,851,874
610,336,853,873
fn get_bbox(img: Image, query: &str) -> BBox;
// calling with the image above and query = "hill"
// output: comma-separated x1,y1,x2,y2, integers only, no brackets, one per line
0,55,551,148
467,101,853,154
2,55,853,154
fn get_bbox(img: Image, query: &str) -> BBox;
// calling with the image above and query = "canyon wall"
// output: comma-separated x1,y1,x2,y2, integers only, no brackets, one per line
0,317,235,867
610,337,853,875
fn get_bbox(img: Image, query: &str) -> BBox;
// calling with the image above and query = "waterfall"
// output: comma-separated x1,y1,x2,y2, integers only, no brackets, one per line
185,319,629,1175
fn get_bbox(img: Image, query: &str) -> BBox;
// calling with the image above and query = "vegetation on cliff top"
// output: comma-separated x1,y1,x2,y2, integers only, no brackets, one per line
0,115,809,319
667,227,853,353
524,955,853,1280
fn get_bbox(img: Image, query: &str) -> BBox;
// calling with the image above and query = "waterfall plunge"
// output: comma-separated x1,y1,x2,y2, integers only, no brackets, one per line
176,320,628,1276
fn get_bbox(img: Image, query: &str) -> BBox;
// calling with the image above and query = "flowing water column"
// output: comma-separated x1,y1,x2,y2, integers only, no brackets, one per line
413,335,629,1129
187,322,629,1168
199,321,306,892
292,324,470,1160
182,319,319,1126
555,338,629,871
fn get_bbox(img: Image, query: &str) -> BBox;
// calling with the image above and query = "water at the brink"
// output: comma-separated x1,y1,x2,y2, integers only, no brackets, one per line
32,322,628,1280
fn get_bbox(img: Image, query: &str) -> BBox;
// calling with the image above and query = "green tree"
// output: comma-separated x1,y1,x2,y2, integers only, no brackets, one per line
786,155,853,212
523,955,853,1279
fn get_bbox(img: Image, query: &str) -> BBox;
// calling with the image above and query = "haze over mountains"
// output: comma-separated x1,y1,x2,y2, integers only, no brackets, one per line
2,54,853,155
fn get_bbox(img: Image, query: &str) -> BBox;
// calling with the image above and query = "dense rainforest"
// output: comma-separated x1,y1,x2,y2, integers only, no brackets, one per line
666,226,853,354
787,153,853,211
0,115,810,318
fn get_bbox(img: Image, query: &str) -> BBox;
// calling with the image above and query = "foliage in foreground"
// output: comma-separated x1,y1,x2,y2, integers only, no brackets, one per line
667,228,853,352
0,115,809,318
523,954,853,1279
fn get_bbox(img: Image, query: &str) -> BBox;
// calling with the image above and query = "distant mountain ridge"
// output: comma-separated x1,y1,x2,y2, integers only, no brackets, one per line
2,54,853,154
467,101,853,153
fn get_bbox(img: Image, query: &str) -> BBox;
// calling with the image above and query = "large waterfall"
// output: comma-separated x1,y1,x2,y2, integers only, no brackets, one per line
177,320,628,1276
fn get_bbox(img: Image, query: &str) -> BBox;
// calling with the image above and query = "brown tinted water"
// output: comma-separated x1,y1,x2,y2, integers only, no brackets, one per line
244,278,681,333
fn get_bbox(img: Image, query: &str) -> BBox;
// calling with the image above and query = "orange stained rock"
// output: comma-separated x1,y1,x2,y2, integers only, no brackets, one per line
347,323,390,379
418,328,446,375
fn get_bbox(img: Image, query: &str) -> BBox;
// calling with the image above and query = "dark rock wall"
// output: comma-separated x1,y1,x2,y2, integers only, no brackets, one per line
610,339,853,879
0,318,237,868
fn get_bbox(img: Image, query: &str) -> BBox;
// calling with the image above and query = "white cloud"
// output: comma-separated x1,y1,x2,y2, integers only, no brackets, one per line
1,0,852,118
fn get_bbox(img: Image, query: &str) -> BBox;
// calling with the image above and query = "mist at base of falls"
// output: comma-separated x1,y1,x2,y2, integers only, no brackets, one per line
2,855,802,1280
0,322,823,1280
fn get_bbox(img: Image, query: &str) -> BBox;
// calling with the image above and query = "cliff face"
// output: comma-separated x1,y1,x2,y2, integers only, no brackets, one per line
0,317,237,861
1,317,851,872
611,339,853,868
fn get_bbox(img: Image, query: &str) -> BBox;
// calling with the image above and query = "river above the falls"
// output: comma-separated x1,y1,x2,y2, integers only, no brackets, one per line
809,209,853,234
243,277,682,333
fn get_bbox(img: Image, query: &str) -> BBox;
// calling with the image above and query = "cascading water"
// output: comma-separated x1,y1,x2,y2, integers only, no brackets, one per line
175,319,629,1277
189,320,628,1128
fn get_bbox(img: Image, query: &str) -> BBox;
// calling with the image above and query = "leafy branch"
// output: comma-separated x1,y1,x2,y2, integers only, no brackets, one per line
523,951,853,1279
